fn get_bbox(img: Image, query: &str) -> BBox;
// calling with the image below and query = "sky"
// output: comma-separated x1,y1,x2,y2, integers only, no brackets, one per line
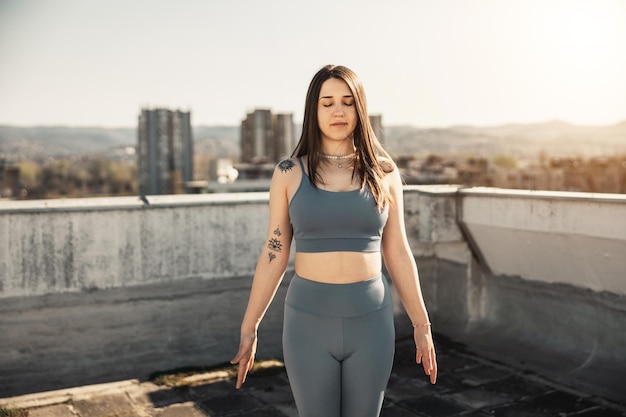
1,0,626,128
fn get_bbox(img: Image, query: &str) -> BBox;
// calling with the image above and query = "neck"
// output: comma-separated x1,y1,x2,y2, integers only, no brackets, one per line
319,141,354,157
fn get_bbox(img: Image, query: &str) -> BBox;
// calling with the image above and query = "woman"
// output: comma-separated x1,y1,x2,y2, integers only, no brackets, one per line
231,65,437,417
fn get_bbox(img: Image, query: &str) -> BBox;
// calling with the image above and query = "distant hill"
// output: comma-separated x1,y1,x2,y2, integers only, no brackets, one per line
1,120,624,162
0,125,240,161
384,120,626,159
0,126,136,161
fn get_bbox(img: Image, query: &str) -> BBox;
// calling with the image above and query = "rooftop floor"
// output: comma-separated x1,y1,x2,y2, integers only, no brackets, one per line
3,335,625,417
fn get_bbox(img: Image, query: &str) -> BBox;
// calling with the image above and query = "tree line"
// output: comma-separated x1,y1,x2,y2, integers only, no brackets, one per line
15,156,137,199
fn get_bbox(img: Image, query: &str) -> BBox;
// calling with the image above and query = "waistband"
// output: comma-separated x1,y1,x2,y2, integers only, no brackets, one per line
285,273,391,318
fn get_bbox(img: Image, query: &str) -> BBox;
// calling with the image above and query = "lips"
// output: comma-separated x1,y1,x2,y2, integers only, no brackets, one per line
331,122,348,127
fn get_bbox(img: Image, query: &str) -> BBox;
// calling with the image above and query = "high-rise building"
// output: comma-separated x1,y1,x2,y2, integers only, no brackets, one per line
241,109,294,163
138,108,194,195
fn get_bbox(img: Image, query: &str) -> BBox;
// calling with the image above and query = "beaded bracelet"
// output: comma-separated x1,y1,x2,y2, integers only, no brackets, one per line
412,322,432,328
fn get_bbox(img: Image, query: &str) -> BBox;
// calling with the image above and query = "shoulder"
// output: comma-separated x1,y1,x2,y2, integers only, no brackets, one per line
271,157,301,192
275,158,299,174
378,156,403,193
377,156,396,174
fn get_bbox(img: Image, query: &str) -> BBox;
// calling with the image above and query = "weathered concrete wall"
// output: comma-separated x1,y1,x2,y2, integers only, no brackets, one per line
0,194,278,396
460,187,626,295
456,188,626,402
1,187,625,402
0,194,270,297
403,186,626,402
0,193,407,397
0,275,289,397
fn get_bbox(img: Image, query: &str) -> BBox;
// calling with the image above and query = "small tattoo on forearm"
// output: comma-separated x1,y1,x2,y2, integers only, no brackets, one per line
278,159,295,172
267,238,282,252
273,226,282,236
268,253,276,263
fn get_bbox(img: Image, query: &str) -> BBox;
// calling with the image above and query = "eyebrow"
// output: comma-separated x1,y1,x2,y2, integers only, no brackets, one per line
318,94,353,100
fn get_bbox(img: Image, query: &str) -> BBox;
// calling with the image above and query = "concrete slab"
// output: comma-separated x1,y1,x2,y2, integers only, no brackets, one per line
196,392,265,415
186,380,236,400
397,395,471,416
522,390,600,414
443,387,511,409
72,393,136,417
155,402,209,417
273,403,299,417
3,336,626,417
27,404,75,417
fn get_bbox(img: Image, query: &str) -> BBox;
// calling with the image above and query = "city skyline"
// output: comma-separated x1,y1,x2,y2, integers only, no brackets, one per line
1,0,626,128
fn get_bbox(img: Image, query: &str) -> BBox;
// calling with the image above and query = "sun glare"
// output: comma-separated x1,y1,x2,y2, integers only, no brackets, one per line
515,0,626,123
544,2,622,64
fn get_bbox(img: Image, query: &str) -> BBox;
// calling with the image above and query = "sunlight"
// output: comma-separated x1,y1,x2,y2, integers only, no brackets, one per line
515,0,626,123
544,2,622,64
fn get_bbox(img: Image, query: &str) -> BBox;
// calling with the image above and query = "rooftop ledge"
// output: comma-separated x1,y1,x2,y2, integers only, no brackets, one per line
3,184,624,213
460,186,626,203
0,192,270,213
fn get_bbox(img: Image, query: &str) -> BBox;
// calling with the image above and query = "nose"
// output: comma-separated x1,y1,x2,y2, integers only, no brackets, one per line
333,104,345,116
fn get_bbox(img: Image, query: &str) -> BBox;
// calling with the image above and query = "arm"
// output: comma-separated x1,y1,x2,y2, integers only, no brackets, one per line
381,165,437,384
230,161,294,388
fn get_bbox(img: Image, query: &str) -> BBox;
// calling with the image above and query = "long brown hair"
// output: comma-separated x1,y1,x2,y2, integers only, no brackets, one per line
291,65,392,209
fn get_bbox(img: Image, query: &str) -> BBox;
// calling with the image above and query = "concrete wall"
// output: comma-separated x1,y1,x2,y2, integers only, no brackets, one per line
460,187,626,295
405,186,626,402
0,194,282,396
0,194,270,297
1,188,625,402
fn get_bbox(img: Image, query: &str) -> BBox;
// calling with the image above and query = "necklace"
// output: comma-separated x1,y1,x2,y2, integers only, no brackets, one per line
319,152,355,168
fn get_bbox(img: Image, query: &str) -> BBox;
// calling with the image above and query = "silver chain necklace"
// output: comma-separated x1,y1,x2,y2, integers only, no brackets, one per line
318,152,355,168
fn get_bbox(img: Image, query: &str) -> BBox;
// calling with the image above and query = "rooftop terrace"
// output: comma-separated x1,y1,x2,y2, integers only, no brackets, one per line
1,186,625,413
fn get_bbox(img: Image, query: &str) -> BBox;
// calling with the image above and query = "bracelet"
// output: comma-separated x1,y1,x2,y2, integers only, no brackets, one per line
412,322,431,328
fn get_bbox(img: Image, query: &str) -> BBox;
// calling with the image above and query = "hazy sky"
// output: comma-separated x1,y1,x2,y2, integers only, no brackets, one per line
1,0,625,127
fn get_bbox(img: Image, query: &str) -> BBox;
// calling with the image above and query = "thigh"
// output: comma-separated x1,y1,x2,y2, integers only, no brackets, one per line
282,305,342,417
341,305,395,417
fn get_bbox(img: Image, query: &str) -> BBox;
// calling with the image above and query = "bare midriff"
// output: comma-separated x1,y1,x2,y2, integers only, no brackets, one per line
294,251,382,284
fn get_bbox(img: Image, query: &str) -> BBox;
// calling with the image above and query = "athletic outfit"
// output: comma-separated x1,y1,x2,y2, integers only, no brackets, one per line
283,157,394,417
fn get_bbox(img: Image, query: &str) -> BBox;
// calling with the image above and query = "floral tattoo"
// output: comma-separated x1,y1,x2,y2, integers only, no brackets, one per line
267,227,283,264
267,238,282,252
278,159,295,173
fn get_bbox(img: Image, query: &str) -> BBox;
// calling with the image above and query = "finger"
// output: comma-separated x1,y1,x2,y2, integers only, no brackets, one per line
235,359,248,389
237,353,256,389
430,363,438,384
415,349,422,365
230,352,242,365
425,351,437,384
231,343,249,364
423,351,432,374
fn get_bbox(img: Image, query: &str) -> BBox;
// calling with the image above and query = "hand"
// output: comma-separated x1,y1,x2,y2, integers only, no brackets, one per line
414,328,437,384
230,332,258,389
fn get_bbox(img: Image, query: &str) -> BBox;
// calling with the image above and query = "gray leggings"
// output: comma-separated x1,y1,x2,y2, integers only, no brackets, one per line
282,273,395,417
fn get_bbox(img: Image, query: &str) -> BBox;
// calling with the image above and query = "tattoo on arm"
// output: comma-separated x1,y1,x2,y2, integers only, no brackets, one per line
278,159,295,173
267,238,282,252
267,228,284,263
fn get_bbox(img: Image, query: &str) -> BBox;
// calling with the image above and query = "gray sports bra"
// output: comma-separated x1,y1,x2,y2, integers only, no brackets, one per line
288,158,389,253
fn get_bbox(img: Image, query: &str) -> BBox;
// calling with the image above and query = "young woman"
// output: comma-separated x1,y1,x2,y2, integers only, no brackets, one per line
231,65,437,417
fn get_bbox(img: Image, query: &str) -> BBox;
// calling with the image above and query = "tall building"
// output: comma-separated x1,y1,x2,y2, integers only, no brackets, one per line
241,109,294,163
138,108,194,195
